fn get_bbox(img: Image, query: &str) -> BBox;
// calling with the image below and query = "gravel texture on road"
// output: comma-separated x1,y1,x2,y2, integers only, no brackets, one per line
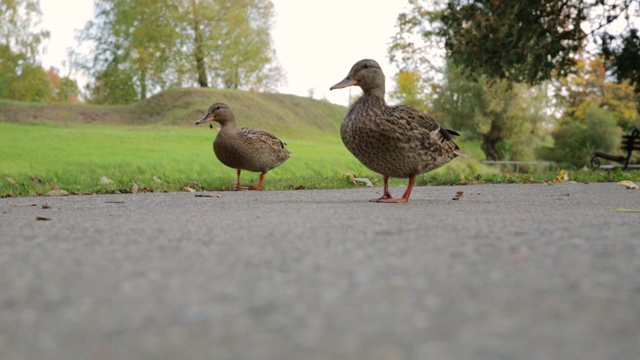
1,183,639,360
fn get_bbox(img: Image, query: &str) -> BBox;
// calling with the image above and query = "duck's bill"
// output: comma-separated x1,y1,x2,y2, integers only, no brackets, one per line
195,114,214,125
330,77,358,90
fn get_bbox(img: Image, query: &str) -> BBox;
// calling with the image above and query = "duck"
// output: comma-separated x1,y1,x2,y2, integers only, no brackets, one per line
195,103,291,191
330,59,465,203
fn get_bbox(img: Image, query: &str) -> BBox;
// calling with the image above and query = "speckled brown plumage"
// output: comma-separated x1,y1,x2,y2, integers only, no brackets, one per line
196,103,291,191
330,59,465,203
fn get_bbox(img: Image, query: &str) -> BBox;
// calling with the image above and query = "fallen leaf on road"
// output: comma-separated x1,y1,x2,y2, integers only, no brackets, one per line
184,187,196,192
608,208,640,213
36,216,51,221
617,180,638,189
452,191,464,200
9,203,37,207
42,203,51,209
195,192,221,198
46,189,68,196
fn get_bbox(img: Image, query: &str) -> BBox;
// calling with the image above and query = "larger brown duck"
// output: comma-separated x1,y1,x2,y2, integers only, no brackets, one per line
330,59,465,203
196,103,291,191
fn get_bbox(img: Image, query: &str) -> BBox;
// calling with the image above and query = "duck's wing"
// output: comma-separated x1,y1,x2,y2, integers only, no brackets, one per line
237,127,289,152
388,105,459,143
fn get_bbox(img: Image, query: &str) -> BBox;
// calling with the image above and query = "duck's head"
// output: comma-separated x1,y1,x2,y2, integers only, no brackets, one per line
330,59,385,95
195,103,235,126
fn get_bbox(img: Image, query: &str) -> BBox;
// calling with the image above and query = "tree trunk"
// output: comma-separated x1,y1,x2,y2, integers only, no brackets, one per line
481,120,502,160
139,69,147,100
190,0,208,88
194,28,208,88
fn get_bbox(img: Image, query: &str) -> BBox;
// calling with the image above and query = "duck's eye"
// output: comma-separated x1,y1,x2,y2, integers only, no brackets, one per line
363,64,369,69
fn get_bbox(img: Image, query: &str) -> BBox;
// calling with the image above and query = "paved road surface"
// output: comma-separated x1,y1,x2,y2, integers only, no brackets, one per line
1,183,639,360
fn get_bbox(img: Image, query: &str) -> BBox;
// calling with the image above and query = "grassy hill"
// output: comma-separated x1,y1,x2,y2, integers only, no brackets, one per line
0,88,348,139
2,89,632,197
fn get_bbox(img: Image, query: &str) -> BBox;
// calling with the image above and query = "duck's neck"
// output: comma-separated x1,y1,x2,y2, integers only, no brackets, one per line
363,87,386,103
219,121,237,132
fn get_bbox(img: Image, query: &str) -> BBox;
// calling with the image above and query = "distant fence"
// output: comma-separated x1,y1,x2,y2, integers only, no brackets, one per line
481,160,552,173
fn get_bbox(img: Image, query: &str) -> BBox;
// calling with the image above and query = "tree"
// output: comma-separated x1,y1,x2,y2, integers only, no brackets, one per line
46,67,80,103
0,0,49,59
76,0,284,104
0,0,52,101
602,29,640,95
390,70,430,110
77,0,178,104
176,0,284,90
541,57,639,167
432,64,549,161
391,0,640,85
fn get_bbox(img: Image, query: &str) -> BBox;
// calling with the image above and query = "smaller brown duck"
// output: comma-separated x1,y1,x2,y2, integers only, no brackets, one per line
196,103,291,191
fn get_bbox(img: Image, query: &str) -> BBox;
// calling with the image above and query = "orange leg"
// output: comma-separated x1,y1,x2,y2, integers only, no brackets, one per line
370,175,393,202
372,174,416,203
254,172,266,191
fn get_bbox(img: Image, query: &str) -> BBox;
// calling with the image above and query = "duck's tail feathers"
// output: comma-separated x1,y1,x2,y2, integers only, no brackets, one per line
454,149,469,158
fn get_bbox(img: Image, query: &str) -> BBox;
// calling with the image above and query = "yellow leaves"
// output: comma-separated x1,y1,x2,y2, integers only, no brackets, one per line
552,169,569,183
555,56,638,125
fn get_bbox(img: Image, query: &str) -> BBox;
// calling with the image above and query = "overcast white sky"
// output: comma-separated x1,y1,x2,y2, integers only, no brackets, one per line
39,0,409,106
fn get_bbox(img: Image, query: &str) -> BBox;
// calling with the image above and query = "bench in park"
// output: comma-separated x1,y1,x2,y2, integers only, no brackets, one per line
590,127,640,170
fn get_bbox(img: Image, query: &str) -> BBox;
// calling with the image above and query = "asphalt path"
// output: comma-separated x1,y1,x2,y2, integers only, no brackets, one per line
1,182,639,360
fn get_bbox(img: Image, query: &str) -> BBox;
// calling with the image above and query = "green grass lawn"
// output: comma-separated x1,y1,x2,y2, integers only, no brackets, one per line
1,122,637,197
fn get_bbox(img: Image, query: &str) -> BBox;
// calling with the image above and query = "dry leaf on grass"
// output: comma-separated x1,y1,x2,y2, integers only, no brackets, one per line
99,176,114,185
5,177,17,185
341,173,373,187
132,183,139,194
552,169,569,183
184,187,196,192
